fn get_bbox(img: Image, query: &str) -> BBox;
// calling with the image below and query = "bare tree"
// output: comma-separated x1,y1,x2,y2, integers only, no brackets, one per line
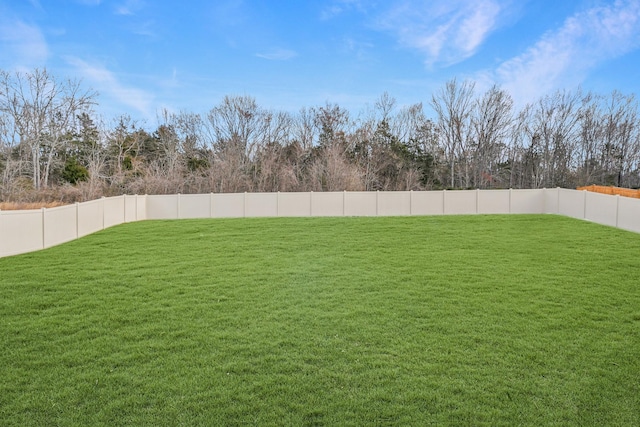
470,85,514,188
313,102,351,150
153,109,186,188
291,107,317,150
431,78,475,188
0,108,27,199
396,105,443,189
375,91,396,122
576,93,603,185
523,89,584,187
0,68,96,190
600,91,639,187
106,114,142,178
206,95,269,159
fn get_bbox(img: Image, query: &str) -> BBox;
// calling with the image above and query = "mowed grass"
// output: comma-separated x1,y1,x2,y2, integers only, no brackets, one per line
1,215,639,426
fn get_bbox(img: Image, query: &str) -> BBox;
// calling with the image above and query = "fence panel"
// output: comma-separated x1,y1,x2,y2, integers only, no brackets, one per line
0,210,43,257
136,194,147,220
78,199,104,237
585,191,618,227
104,196,126,227
278,192,312,217
310,192,344,216
124,195,138,222
558,189,585,219
180,194,210,219
212,193,245,218
146,195,179,219
617,196,640,233
246,193,278,217
410,191,444,215
345,192,377,216
444,190,477,215
44,205,77,248
478,190,510,214
512,189,545,214
378,191,411,216
543,188,560,214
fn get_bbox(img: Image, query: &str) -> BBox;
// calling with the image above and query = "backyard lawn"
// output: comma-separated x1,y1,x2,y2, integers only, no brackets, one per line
1,215,639,425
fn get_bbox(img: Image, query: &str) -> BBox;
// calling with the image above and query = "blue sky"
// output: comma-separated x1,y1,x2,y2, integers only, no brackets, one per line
2,0,640,124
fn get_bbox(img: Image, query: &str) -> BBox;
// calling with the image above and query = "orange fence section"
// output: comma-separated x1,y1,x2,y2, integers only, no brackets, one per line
577,185,640,199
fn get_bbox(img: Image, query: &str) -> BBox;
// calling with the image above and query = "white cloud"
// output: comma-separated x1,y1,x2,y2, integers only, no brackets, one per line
455,2,501,53
256,48,297,60
376,0,503,66
493,0,640,105
66,57,155,120
0,18,49,69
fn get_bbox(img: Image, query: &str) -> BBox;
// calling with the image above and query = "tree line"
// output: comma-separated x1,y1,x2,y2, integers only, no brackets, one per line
1,68,639,203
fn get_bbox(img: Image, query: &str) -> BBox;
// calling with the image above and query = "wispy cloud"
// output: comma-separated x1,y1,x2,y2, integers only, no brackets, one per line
340,37,374,61
66,57,155,120
256,48,297,60
115,5,134,15
210,0,248,28
0,18,49,69
27,0,44,11
115,0,145,16
75,0,102,5
376,0,503,66
320,0,367,20
130,20,157,38
493,0,640,105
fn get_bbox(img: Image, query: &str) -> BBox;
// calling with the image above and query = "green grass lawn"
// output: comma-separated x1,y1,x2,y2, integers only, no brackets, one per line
1,215,639,426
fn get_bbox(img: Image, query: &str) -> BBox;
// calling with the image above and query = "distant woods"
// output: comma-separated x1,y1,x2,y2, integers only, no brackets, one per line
1,68,639,203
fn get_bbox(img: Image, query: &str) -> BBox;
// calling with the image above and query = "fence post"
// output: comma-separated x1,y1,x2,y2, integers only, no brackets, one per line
41,207,46,250
376,190,379,216
557,187,561,215
244,192,247,217
76,202,80,238
442,189,446,215
410,190,413,216
583,189,587,219
123,195,127,223
309,191,313,216
343,190,346,216
101,197,105,229
210,193,214,218
476,188,480,214
177,193,181,219
616,194,620,228
277,191,280,217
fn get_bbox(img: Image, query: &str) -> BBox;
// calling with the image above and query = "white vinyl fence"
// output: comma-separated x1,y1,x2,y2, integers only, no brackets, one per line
1,189,639,258
0,195,145,258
